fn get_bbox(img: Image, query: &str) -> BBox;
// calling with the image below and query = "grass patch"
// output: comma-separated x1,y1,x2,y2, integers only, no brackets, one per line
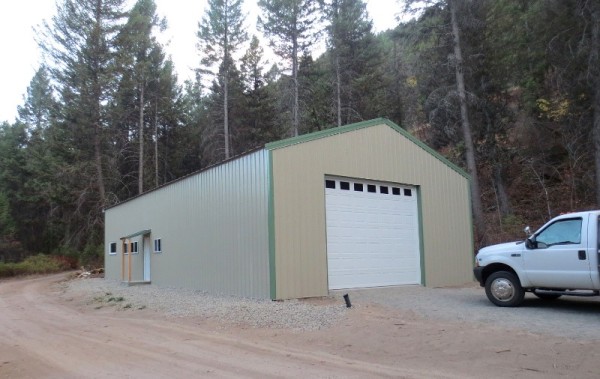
92,293,137,310
0,254,75,278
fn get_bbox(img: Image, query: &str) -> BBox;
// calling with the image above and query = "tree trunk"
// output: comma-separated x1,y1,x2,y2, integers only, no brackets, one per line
335,55,342,127
93,122,106,206
450,0,486,242
292,35,299,137
154,101,159,188
224,70,230,159
224,22,231,159
590,2,600,206
493,164,511,217
138,83,144,195
92,0,106,208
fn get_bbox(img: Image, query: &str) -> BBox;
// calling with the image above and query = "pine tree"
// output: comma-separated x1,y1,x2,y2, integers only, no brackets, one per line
298,52,333,131
321,0,378,126
17,66,57,132
239,36,282,147
38,0,127,248
258,0,320,136
179,72,210,172
584,1,600,206
150,57,182,187
15,67,65,253
197,0,248,159
0,121,27,261
116,0,167,194
403,0,486,242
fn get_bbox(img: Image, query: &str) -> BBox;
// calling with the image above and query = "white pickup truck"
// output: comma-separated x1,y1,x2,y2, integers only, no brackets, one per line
473,210,600,306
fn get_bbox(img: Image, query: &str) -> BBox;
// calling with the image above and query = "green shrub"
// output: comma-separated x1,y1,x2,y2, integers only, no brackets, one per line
19,254,61,273
51,255,78,269
52,246,80,266
0,264,15,277
81,244,103,267
0,253,75,278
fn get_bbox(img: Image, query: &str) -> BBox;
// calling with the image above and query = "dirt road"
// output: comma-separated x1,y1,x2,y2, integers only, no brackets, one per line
0,274,598,378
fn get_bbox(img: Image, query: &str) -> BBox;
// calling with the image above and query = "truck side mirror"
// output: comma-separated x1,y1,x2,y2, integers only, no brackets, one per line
525,237,536,249
524,226,532,236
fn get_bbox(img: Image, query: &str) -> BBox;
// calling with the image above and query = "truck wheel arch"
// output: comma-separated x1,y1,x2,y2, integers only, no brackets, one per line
481,263,520,286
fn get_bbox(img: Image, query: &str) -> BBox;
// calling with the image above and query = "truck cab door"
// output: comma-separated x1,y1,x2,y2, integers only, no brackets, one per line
523,216,593,289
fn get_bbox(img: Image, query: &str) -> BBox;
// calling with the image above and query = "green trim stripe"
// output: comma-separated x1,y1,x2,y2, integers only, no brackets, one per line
416,187,426,286
265,118,471,181
467,177,476,270
267,150,277,300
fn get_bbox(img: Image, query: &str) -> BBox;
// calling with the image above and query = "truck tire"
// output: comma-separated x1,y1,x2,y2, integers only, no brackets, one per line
484,271,525,307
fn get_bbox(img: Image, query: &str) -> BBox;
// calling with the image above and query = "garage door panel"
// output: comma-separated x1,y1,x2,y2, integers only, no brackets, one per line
329,257,419,270
329,270,420,289
326,177,421,290
328,239,418,252
327,228,419,241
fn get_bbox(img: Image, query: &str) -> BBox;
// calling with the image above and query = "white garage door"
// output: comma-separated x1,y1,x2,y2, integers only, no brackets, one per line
325,177,421,290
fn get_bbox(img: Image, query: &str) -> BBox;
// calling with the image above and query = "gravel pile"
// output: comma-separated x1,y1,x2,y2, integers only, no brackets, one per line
64,278,347,331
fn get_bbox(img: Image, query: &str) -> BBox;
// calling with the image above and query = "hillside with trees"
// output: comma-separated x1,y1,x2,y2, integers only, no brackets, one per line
0,0,598,264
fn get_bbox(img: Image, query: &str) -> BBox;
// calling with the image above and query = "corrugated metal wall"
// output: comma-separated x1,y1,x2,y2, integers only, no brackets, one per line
104,150,271,298
270,122,473,299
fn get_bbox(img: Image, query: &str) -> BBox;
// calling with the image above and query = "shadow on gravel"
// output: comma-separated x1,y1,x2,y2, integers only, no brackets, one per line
520,296,600,313
466,293,600,314
344,286,600,339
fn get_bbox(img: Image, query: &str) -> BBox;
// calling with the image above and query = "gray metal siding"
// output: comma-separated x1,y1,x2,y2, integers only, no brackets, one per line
104,150,271,298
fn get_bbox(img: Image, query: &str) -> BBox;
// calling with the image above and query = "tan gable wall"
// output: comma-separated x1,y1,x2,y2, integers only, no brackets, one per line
270,123,473,299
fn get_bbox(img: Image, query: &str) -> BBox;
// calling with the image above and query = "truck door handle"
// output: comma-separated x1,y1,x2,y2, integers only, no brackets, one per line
578,250,586,260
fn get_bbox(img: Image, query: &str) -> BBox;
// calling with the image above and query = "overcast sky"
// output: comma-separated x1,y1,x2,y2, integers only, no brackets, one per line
0,0,404,123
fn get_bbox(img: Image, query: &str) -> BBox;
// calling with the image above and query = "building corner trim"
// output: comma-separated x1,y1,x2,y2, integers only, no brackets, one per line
267,150,277,300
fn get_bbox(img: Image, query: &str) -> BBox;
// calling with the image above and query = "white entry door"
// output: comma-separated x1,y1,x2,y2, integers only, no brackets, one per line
325,177,421,290
143,236,151,281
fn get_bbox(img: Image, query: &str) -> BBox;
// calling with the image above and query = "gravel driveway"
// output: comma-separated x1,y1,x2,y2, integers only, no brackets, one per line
67,277,600,341
340,284,600,340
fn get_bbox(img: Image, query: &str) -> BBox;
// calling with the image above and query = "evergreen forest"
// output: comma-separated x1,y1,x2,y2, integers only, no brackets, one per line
1,0,599,264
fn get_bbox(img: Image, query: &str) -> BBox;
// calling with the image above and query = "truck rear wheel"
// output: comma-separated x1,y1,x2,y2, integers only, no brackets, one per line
484,271,525,307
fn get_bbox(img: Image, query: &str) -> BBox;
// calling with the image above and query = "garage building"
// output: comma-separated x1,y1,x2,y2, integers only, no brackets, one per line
104,118,473,299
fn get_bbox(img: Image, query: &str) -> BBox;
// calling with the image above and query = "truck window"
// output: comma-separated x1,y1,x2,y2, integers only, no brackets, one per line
536,218,582,247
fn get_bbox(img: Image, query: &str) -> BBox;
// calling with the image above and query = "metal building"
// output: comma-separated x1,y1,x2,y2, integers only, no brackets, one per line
104,118,474,299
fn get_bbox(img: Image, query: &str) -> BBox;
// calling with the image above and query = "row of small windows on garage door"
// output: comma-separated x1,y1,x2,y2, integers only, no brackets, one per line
325,179,412,197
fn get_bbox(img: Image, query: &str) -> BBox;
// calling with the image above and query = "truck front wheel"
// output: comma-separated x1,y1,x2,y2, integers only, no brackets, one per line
484,271,525,307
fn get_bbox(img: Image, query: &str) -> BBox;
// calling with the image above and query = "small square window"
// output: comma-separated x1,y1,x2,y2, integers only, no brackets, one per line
392,187,401,195
325,180,336,189
367,184,376,193
131,241,139,254
380,186,389,194
404,188,412,196
354,183,363,191
340,181,350,190
123,242,128,254
109,242,117,255
154,238,162,253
